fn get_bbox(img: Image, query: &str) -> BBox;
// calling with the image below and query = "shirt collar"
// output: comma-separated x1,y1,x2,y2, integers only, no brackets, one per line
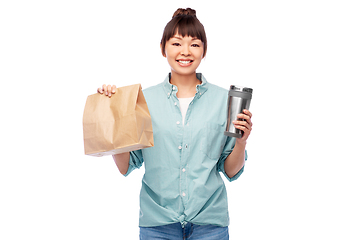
163,73,209,99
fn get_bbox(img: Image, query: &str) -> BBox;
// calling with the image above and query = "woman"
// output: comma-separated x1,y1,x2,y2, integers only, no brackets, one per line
98,8,252,240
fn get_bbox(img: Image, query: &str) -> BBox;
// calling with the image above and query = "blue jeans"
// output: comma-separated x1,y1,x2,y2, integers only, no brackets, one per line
139,222,229,240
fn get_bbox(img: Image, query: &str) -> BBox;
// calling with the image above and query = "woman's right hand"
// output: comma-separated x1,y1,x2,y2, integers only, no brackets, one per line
97,84,117,97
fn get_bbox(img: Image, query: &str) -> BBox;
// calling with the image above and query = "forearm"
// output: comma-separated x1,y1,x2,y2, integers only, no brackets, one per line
113,152,130,175
224,141,246,178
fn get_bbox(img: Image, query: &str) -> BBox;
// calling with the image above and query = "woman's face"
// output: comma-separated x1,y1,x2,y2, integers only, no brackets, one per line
163,34,204,76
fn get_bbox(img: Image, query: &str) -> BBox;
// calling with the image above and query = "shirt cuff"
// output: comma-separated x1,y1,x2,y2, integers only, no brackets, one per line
219,149,247,182
225,165,244,182
123,150,143,177
123,164,136,177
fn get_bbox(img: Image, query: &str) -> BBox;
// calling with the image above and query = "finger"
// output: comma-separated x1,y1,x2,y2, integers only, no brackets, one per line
236,113,250,122
243,109,252,119
102,84,107,95
243,115,253,127
98,84,106,94
237,112,253,126
233,123,252,136
106,85,112,97
233,125,252,135
103,85,110,96
111,85,116,94
237,110,252,119
233,120,251,130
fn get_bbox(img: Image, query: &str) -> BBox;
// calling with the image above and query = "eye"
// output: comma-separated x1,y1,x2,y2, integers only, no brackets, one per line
191,44,200,47
172,43,181,46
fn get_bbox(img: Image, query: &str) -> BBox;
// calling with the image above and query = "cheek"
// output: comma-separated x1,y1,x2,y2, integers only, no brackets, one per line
195,48,204,59
165,48,175,59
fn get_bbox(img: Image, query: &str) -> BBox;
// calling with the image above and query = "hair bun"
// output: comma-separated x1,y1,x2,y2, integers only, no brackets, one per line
172,8,196,18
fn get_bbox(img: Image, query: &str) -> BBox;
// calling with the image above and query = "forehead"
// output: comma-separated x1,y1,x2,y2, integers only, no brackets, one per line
170,34,201,41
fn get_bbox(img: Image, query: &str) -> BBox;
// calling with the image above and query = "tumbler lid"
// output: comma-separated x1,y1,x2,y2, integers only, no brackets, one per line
230,85,253,94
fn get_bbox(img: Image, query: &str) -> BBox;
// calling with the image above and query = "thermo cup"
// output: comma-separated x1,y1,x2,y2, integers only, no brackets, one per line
224,85,253,138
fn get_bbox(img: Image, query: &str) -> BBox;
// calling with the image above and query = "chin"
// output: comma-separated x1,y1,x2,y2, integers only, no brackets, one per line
172,67,199,76
172,70,197,76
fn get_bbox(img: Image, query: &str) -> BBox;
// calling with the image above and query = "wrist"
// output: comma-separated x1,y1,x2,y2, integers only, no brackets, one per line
235,139,247,149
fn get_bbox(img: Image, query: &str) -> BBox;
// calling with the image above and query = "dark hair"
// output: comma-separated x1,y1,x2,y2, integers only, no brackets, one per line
160,8,207,57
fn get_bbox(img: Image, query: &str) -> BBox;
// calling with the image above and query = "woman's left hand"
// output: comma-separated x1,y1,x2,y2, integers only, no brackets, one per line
232,109,253,144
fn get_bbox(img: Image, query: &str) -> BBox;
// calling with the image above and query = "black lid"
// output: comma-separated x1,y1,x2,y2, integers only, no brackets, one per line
230,85,253,94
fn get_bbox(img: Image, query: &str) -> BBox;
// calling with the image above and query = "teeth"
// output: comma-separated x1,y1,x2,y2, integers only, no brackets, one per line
178,60,191,64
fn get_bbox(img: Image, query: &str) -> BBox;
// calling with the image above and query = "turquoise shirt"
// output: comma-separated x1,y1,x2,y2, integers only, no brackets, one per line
126,73,247,227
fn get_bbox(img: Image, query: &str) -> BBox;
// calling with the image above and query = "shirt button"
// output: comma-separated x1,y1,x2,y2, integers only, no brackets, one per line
172,86,176,90
167,92,170,96
182,192,186,197
185,144,188,149
176,121,180,125
174,102,177,106
182,168,186,172
178,146,182,150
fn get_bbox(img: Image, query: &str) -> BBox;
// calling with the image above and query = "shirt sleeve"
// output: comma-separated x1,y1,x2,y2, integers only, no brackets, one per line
123,149,144,177
217,136,248,182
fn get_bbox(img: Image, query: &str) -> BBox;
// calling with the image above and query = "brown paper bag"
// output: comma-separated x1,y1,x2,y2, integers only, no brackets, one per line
83,84,154,157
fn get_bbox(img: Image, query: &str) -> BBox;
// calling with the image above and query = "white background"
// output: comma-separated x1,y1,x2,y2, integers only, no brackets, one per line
1,0,359,239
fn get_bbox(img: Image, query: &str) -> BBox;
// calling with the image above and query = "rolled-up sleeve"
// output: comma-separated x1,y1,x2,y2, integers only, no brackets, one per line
124,149,144,177
217,136,248,182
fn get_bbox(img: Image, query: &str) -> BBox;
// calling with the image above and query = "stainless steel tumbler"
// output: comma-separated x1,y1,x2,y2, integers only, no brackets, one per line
224,85,253,138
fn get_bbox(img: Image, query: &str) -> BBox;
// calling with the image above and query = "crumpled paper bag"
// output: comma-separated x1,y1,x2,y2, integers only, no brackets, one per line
83,84,154,157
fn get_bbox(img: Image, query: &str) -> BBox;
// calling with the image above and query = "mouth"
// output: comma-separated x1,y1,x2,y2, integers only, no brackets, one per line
176,59,194,67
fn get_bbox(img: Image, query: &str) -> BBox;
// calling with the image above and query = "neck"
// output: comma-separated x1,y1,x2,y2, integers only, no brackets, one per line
170,71,201,98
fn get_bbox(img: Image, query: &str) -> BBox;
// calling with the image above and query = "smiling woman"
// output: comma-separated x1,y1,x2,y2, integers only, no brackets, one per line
97,7,253,240
164,34,204,78
160,8,207,58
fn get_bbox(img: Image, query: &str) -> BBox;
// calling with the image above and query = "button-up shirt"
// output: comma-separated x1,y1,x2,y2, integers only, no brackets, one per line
125,73,247,227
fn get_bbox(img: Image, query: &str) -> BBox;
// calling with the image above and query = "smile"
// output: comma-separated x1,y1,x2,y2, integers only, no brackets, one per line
176,59,194,66
177,60,193,64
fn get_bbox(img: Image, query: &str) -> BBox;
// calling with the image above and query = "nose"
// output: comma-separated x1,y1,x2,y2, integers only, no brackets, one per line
181,45,191,56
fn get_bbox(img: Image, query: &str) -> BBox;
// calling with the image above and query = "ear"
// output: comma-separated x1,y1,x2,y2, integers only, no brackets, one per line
201,42,206,59
160,43,166,57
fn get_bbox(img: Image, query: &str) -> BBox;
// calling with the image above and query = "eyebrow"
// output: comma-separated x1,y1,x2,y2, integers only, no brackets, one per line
172,36,200,41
